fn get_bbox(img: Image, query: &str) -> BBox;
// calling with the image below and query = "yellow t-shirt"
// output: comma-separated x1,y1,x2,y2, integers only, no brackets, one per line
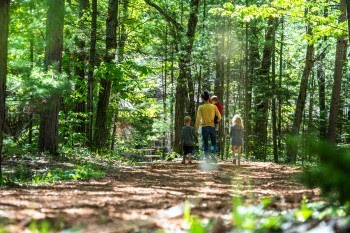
195,103,222,131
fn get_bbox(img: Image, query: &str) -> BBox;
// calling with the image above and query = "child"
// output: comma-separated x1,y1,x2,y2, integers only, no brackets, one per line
210,96,223,131
181,116,195,164
231,115,243,165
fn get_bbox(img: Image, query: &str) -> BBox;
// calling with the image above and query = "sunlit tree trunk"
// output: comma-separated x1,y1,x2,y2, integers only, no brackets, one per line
328,0,348,143
0,0,10,180
93,0,118,149
39,0,65,155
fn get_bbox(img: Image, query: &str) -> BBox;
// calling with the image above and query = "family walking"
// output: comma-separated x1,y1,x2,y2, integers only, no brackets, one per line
180,90,243,165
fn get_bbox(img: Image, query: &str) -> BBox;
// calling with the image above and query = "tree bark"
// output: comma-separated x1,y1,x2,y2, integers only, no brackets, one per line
87,0,97,147
93,0,118,149
287,24,315,163
328,0,348,143
39,0,65,155
0,0,10,180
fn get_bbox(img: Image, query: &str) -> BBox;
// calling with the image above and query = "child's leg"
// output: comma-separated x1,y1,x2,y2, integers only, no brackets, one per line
232,146,236,164
237,146,242,165
182,146,186,164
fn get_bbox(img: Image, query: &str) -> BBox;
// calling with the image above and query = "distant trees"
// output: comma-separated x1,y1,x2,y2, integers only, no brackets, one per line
145,0,200,153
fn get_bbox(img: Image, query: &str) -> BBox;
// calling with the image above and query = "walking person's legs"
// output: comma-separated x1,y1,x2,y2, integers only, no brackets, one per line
182,145,186,164
237,146,242,165
232,146,236,164
209,126,218,162
201,127,210,161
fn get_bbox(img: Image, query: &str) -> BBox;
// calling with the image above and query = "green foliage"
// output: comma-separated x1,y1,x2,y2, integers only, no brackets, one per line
299,139,350,206
31,164,105,184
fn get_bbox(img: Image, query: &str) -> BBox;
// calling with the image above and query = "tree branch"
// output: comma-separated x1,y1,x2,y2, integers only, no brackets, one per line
144,0,183,32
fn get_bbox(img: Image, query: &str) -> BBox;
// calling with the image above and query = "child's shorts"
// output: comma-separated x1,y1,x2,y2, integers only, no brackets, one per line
183,145,193,155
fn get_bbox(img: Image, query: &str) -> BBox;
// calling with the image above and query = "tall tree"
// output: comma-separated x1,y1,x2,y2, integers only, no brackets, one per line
87,0,97,147
111,0,129,151
271,18,278,163
328,0,348,143
145,0,200,153
39,0,65,154
0,0,10,180
93,0,118,149
244,1,251,159
74,0,89,133
287,23,315,163
252,17,276,161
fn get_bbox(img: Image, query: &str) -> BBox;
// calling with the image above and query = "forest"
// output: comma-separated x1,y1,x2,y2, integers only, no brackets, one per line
0,0,350,232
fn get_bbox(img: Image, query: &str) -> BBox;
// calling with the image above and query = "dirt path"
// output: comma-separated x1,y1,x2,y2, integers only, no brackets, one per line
0,162,319,232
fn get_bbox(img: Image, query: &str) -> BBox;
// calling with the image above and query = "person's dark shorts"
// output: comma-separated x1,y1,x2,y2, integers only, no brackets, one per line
183,145,193,155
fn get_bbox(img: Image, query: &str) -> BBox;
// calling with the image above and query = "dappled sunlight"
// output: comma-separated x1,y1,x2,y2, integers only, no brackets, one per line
0,161,318,231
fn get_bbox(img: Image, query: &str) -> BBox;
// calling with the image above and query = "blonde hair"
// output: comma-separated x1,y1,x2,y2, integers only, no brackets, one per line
184,116,191,124
232,115,243,129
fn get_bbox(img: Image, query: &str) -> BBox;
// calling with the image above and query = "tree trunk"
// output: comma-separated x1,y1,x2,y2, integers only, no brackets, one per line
278,16,284,152
317,53,327,139
287,24,315,163
110,0,129,151
328,0,348,143
74,0,89,133
174,0,200,153
346,0,350,39
87,0,97,147
252,17,276,161
244,15,251,160
225,54,231,160
0,0,10,181
93,0,118,149
271,19,278,163
28,0,34,145
39,0,65,155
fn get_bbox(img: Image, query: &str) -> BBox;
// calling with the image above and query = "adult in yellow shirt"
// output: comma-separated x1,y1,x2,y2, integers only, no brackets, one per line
195,91,222,161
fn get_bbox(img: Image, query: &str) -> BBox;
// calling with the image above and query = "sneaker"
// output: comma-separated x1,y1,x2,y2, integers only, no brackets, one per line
233,159,237,165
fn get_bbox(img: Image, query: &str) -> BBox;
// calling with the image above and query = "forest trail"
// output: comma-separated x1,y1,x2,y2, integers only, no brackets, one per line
0,162,319,232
